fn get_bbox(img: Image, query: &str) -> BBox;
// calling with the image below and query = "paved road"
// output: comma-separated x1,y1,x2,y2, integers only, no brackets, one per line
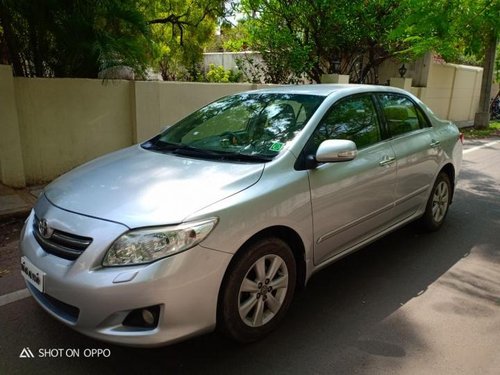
1,139,499,375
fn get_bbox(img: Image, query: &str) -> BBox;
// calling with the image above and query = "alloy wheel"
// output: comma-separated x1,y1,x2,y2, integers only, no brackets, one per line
432,180,449,223
238,254,289,327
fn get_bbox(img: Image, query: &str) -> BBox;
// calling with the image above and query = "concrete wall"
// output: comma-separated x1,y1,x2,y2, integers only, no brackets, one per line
203,52,263,72
379,54,432,88
380,53,483,123
447,65,482,122
0,65,25,187
13,78,133,184
0,66,267,186
0,60,489,187
417,62,482,122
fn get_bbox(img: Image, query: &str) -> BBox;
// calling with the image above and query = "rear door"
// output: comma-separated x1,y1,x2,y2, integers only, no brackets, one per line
307,94,397,265
377,93,439,221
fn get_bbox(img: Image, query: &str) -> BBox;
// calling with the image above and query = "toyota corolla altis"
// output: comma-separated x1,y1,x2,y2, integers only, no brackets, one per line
20,85,462,346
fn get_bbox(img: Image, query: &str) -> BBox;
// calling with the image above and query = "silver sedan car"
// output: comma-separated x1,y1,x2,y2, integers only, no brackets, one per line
20,85,462,346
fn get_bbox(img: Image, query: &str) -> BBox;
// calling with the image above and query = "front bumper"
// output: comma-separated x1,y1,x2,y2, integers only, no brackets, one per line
20,197,232,347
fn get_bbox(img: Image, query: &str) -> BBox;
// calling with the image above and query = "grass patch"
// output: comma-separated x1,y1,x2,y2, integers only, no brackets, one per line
461,121,500,139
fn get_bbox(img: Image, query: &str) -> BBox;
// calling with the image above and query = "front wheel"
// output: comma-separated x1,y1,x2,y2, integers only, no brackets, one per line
218,237,296,343
421,172,452,231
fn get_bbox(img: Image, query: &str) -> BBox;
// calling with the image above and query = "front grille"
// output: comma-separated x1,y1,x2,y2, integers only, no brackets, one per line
33,216,92,261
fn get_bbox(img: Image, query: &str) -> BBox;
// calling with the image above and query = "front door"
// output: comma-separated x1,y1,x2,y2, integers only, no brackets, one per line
307,94,397,265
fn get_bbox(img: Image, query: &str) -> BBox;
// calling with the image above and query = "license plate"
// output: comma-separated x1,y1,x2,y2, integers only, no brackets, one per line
21,256,45,293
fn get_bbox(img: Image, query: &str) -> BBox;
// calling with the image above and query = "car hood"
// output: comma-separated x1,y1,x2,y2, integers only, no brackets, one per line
44,146,264,228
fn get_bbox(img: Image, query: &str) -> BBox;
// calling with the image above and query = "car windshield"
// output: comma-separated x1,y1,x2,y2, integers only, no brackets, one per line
142,93,324,162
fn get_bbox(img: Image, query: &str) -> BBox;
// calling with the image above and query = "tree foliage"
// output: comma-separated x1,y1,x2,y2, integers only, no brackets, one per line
0,0,225,78
389,0,499,61
205,63,241,82
0,0,151,77
220,21,252,52
142,0,224,81
391,0,499,129
240,0,412,83
240,0,499,84
1,0,497,83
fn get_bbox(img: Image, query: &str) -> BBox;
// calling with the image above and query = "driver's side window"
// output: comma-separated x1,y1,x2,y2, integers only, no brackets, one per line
306,95,381,155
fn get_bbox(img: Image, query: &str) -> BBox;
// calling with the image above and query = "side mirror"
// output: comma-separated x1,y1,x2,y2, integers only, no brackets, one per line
315,139,357,163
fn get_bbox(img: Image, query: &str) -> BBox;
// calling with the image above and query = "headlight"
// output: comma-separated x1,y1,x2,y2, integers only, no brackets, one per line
102,218,218,267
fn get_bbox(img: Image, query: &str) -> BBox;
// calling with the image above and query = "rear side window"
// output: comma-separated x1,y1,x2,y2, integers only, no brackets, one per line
378,94,427,137
307,95,381,153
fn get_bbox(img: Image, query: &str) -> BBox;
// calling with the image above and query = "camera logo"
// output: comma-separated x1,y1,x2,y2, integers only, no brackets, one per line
19,347,35,358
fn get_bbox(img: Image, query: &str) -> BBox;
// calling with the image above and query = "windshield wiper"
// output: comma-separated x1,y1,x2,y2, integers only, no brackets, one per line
142,139,179,151
145,141,272,162
171,144,222,157
220,152,273,163
143,142,213,156
174,146,272,162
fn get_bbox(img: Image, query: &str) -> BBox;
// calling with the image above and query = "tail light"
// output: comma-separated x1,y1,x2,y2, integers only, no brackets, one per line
459,133,464,144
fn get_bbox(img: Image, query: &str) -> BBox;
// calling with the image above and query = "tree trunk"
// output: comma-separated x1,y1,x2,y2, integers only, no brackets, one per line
474,33,498,130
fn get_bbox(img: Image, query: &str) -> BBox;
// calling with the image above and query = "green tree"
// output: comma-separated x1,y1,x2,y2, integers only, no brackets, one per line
205,63,241,82
0,0,226,79
241,0,412,83
240,0,499,86
391,0,499,128
142,0,225,80
389,0,498,62
0,0,151,77
220,20,251,52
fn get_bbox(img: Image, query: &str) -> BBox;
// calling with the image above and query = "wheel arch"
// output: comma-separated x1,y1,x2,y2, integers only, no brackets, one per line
215,225,306,340
216,225,307,328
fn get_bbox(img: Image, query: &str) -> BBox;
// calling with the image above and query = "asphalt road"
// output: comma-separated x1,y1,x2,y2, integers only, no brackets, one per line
1,139,499,375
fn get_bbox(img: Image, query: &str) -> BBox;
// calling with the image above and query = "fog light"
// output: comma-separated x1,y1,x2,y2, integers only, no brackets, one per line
142,309,155,325
123,305,160,329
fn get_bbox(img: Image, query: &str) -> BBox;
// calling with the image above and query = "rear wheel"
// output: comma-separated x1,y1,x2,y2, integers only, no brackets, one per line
421,172,451,231
218,237,296,343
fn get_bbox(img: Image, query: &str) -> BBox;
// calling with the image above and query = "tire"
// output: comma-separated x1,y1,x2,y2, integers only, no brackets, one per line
218,237,297,343
421,172,452,231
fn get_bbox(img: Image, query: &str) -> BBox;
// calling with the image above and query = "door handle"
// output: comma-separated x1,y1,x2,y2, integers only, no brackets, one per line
379,156,396,167
430,140,440,148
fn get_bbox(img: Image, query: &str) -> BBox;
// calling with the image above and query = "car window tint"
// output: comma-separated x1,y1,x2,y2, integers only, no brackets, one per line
379,94,424,136
308,95,381,153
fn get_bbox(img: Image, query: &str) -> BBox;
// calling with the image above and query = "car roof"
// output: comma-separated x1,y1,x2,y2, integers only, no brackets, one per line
250,84,409,97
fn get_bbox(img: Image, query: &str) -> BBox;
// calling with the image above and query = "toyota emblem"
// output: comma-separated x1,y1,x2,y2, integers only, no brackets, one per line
38,219,53,239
